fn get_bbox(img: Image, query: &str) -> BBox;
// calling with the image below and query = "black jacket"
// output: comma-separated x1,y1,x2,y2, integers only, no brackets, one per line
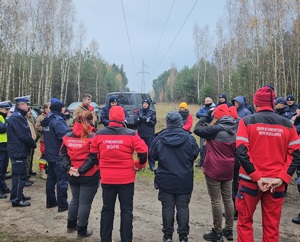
150,127,199,194
134,107,156,138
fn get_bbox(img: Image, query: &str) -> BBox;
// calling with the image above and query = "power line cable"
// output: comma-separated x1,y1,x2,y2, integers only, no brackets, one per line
154,0,198,73
120,0,136,73
150,0,175,66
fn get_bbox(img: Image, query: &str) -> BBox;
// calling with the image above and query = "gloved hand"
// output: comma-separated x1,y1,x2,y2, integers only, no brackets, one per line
140,116,147,121
146,117,150,122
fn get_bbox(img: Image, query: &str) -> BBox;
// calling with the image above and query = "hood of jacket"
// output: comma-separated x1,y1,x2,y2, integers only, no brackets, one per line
232,96,245,108
216,116,236,135
158,128,190,147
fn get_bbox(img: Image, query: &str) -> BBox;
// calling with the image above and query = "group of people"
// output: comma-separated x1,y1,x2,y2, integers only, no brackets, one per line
1,87,300,242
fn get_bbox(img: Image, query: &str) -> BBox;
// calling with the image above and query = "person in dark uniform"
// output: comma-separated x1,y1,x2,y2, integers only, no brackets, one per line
100,96,129,127
0,101,12,199
134,99,157,170
7,96,36,207
41,98,69,212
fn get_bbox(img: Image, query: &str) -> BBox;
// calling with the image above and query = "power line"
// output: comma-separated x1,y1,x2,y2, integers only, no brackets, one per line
150,0,175,66
120,0,136,73
154,0,198,73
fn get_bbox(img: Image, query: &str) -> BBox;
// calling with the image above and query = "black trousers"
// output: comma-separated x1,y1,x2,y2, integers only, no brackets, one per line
158,189,191,236
100,182,134,242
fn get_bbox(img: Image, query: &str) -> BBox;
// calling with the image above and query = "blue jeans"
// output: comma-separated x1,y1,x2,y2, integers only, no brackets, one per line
10,158,27,203
46,161,68,208
68,179,99,227
158,190,191,236
100,182,134,242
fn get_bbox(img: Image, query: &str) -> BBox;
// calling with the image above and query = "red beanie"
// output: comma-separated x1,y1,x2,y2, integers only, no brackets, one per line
213,104,229,119
228,106,238,119
109,106,125,122
253,86,275,107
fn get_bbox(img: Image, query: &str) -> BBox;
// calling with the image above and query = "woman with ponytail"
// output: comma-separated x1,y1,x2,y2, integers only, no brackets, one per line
60,111,100,240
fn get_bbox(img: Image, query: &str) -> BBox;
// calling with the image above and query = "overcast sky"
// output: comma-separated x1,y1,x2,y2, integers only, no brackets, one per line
73,0,226,93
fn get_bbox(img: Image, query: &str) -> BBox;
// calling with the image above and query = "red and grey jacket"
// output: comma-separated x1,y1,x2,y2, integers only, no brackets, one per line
194,115,236,181
90,125,148,185
236,106,300,184
60,122,98,177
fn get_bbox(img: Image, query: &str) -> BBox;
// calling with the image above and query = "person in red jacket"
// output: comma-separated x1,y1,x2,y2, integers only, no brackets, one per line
236,86,300,242
178,102,193,132
60,111,100,240
90,105,148,242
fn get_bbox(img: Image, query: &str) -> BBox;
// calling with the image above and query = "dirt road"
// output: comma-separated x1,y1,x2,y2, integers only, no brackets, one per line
1,170,300,242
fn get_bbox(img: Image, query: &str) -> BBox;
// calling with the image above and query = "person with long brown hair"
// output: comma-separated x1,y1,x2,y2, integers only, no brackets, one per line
60,111,99,240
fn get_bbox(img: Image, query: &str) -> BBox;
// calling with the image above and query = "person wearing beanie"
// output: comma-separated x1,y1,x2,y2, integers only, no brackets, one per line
100,95,129,127
217,93,233,107
286,94,297,116
73,93,98,128
235,86,300,241
274,97,293,120
194,103,236,241
134,99,157,170
196,97,216,168
6,96,36,207
231,96,251,118
60,111,99,239
41,97,69,212
90,105,148,242
150,111,199,242
178,102,193,132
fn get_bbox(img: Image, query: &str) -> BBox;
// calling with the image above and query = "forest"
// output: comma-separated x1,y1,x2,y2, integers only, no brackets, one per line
0,0,299,105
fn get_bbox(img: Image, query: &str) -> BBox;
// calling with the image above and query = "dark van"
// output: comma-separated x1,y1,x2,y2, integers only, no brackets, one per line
104,92,156,128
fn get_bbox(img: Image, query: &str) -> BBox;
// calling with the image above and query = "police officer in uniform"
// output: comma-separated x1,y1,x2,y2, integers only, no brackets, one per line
0,101,12,199
7,96,36,207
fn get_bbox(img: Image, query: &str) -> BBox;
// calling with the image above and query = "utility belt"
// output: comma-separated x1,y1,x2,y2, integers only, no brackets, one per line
238,178,285,199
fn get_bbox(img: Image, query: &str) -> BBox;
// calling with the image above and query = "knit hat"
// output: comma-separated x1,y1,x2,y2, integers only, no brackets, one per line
228,106,238,119
109,96,117,103
286,94,295,101
50,98,64,111
166,111,183,128
213,104,229,119
253,86,275,108
142,99,151,105
274,97,287,105
179,102,188,110
109,106,125,122
219,93,227,99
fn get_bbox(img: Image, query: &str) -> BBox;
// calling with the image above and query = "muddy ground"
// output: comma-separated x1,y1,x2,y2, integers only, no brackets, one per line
1,166,300,242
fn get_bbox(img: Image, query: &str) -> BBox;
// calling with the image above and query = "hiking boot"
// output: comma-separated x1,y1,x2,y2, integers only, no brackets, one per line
0,190,7,199
221,228,233,241
40,170,47,180
1,187,10,194
67,219,77,233
203,229,223,242
292,213,300,224
179,234,188,242
77,226,93,240
163,234,172,242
